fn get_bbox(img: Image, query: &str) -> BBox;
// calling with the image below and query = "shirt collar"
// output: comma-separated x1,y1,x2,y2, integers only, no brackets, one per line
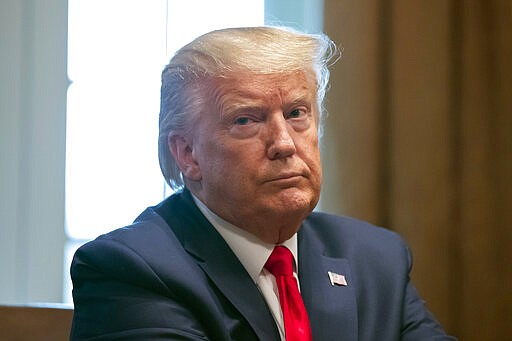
192,195,298,283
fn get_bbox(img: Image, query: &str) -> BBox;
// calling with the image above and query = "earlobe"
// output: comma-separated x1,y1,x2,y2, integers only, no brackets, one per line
168,133,202,181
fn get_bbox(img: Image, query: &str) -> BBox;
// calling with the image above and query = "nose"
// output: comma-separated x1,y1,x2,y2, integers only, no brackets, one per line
266,114,297,160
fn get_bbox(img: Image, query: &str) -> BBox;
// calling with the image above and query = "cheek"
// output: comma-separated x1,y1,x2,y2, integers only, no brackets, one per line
225,149,261,179
311,156,323,185
202,144,259,182
302,134,321,164
301,137,323,185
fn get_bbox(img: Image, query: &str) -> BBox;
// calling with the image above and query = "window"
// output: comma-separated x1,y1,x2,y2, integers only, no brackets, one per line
64,0,264,303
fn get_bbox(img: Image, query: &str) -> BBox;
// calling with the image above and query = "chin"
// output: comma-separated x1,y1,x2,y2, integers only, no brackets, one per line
272,189,318,215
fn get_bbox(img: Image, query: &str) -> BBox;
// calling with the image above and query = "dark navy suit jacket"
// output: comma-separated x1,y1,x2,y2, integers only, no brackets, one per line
70,190,455,340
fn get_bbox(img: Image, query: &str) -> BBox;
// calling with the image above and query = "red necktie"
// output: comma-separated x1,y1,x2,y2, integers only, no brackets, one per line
265,246,313,341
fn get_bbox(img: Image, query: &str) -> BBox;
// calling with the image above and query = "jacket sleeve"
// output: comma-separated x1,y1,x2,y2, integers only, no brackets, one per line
400,246,458,341
69,238,212,341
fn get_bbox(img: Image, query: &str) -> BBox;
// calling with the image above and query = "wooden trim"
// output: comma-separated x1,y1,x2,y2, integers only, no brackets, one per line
0,305,73,341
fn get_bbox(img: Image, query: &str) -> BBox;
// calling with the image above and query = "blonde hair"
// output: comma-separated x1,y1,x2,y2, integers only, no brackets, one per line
158,26,339,189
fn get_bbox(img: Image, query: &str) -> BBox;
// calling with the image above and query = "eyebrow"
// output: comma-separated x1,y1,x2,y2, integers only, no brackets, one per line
217,89,314,116
284,96,313,110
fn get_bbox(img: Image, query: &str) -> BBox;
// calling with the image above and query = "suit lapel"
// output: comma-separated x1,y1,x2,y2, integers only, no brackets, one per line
165,191,280,341
298,224,358,341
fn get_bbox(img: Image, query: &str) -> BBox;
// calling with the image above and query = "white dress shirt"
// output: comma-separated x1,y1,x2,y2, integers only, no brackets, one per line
192,195,299,341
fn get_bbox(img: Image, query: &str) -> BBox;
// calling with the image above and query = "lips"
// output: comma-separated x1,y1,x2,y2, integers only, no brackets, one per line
264,171,307,184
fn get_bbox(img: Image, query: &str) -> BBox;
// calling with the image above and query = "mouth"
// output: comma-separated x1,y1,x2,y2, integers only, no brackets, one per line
265,172,306,185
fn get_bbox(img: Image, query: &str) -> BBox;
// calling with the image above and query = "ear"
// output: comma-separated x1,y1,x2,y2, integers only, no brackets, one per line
168,133,202,181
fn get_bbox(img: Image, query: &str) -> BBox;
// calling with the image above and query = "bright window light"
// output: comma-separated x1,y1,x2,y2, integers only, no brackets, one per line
64,0,263,303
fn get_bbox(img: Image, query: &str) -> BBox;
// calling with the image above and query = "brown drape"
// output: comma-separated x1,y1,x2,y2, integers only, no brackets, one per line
320,1,512,339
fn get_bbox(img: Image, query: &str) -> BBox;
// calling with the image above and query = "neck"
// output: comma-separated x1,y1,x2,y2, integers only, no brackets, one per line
188,189,308,244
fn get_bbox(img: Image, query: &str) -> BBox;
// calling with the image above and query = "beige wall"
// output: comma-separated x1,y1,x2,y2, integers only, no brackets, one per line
321,1,512,339
0,0,68,304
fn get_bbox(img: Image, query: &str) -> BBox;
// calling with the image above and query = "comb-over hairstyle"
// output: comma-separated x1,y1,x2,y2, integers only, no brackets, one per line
158,26,339,189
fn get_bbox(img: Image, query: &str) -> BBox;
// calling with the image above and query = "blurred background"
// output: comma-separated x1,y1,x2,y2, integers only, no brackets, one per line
319,2,512,340
1,0,510,339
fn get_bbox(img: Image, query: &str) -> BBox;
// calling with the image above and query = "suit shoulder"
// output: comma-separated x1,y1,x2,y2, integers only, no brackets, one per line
302,211,409,261
77,207,175,257
71,207,191,291
306,211,403,240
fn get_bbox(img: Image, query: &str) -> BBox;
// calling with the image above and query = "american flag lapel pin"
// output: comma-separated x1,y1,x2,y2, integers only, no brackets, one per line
328,271,347,286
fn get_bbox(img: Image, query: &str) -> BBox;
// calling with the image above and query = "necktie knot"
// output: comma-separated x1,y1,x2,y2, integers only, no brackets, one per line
265,246,294,277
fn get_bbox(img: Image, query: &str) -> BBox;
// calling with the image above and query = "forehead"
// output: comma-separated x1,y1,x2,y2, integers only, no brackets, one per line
211,71,318,109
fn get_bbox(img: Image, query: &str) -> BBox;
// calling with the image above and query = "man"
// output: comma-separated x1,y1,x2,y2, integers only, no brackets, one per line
70,27,456,340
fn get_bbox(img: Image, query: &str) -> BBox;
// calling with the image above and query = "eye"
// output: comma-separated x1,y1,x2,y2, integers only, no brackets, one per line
287,108,306,119
285,107,312,131
234,116,252,125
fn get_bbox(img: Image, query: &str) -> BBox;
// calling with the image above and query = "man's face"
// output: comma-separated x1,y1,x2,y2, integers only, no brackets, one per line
183,71,322,243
